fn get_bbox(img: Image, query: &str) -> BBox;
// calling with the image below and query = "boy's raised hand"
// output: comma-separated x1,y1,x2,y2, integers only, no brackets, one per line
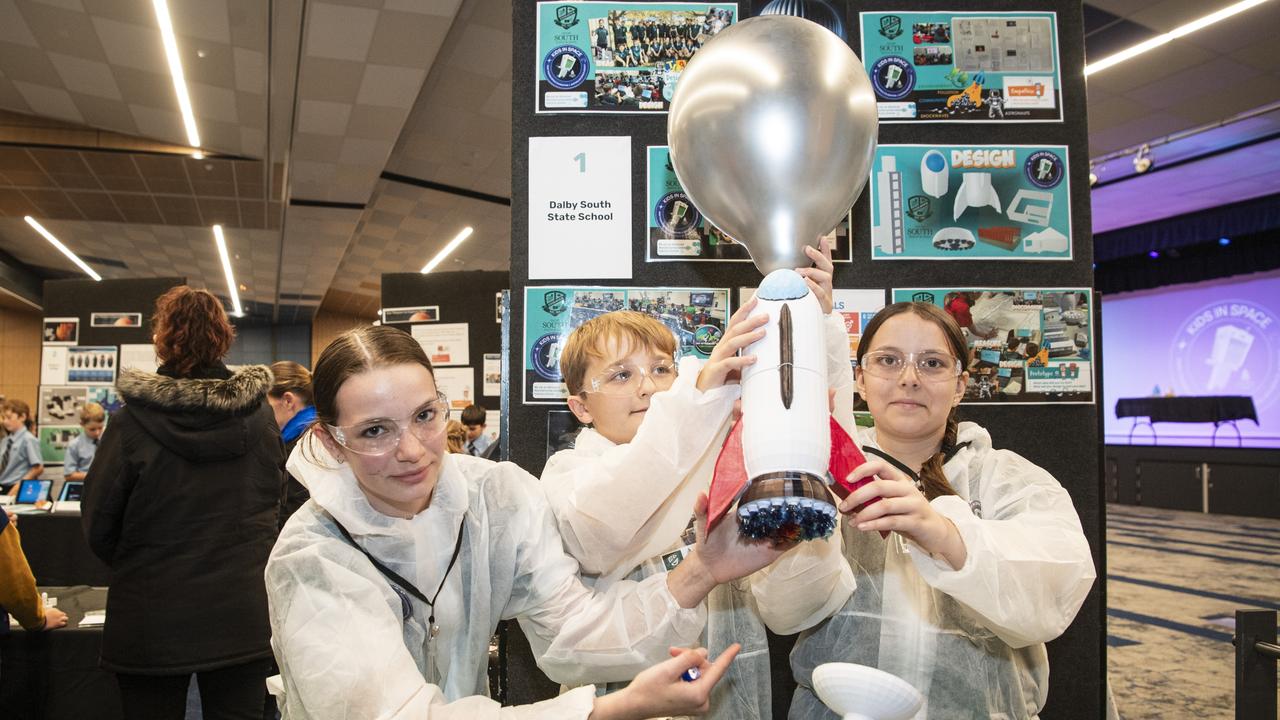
696,296,767,392
795,235,835,314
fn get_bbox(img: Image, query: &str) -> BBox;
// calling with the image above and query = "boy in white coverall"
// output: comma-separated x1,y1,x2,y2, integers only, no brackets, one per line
543,239,857,719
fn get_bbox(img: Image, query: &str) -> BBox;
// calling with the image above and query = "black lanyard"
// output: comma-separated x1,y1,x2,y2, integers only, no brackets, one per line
332,516,466,629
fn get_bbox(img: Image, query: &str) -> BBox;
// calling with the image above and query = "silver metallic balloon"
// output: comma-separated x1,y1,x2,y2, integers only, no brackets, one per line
668,15,878,275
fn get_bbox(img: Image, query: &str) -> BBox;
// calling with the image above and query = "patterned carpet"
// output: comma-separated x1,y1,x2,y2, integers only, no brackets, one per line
1106,504,1280,719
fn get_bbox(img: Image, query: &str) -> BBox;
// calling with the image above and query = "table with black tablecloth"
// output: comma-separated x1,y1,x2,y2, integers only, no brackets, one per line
1115,395,1258,446
12,512,111,587
1,586,121,720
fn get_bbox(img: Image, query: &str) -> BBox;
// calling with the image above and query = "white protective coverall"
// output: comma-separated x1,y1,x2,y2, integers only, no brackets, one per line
542,312,858,720
267,445,707,719
789,422,1096,720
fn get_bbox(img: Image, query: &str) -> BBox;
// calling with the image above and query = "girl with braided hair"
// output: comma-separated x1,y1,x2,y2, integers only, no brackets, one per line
788,302,1096,719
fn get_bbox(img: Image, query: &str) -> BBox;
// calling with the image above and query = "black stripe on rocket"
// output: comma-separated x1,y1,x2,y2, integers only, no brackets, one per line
779,303,793,409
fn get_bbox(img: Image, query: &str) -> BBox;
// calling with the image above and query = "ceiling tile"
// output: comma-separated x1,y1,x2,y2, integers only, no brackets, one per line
0,187,38,215
22,187,81,217
297,99,352,136
80,0,151,25
190,81,239,125
0,2,38,47
47,51,121,99
65,190,122,221
355,64,426,109
0,40,63,85
447,22,510,80
74,94,136,131
172,0,232,45
91,15,166,72
306,2,378,62
19,0,107,61
12,80,83,121
153,195,200,225
297,56,365,103
197,196,239,226
182,42,237,92
110,193,163,224
232,46,265,94
366,10,449,67
128,103,184,145
382,0,460,17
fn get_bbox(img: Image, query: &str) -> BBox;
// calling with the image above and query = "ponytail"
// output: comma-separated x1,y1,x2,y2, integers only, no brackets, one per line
917,408,960,500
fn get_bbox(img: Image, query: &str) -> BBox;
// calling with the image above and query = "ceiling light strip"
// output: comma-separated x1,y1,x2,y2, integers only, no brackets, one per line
1085,0,1273,76
212,225,243,317
23,216,101,281
421,227,475,274
152,0,201,149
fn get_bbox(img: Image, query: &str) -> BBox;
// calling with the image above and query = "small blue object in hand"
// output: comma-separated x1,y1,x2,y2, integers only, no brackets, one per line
681,667,701,682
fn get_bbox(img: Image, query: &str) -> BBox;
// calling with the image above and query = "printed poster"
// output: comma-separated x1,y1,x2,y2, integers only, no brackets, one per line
434,367,477,410
41,346,68,385
66,346,117,385
38,386,88,426
42,317,78,345
860,11,1062,122
831,289,888,363
536,2,737,113
119,344,159,374
646,146,854,263
870,145,1071,260
411,323,470,366
39,425,82,465
524,286,731,404
894,288,1094,404
483,353,502,396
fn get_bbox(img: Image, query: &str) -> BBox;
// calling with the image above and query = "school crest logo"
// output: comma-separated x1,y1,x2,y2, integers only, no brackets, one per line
879,15,903,40
911,291,936,303
907,195,932,222
541,290,568,316
554,5,579,29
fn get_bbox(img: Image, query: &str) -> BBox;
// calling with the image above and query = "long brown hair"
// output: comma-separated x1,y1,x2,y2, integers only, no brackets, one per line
269,361,314,405
151,286,235,378
856,302,970,500
311,325,435,427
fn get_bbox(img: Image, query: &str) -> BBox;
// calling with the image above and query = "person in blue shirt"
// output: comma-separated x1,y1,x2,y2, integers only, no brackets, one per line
268,361,317,527
1,400,42,496
63,402,106,482
459,404,495,459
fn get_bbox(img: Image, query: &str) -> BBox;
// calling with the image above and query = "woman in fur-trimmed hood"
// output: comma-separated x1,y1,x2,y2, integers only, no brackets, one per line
83,286,285,720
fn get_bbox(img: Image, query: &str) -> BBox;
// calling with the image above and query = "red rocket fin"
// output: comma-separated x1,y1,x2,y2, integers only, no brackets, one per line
707,416,748,532
827,416,889,538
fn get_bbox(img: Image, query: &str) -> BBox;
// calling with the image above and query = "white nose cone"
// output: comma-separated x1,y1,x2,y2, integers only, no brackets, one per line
812,663,923,720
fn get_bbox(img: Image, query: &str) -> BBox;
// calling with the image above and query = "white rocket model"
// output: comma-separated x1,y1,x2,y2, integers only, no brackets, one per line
736,269,835,533
707,268,868,542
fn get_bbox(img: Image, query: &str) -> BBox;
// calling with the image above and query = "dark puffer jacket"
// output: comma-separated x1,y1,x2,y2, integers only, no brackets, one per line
83,363,284,674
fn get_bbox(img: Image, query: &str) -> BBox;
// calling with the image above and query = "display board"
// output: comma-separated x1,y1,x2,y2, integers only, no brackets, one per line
511,2,1101,717
381,271,507,435
37,277,184,466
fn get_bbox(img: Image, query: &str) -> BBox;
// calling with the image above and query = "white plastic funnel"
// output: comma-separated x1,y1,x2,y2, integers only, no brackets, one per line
812,662,923,720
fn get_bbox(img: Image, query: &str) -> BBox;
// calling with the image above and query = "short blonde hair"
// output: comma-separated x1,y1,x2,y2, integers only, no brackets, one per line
80,402,106,424
560,311,676,395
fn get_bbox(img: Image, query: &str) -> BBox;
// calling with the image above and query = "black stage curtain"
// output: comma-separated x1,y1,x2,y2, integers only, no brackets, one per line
1094,192,1280,262
1095,227,1280,295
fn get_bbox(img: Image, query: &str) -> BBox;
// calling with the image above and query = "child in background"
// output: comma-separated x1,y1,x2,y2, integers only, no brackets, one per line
63,402,106,482
1,400,43,496
542,239,857,719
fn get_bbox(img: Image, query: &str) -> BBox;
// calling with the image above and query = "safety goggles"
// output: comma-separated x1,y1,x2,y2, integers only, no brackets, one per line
325,392,449,456
858,350,962,382
586,360,678,396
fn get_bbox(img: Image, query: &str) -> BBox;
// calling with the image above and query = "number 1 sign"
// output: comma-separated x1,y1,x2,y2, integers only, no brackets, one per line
528,135,633,279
